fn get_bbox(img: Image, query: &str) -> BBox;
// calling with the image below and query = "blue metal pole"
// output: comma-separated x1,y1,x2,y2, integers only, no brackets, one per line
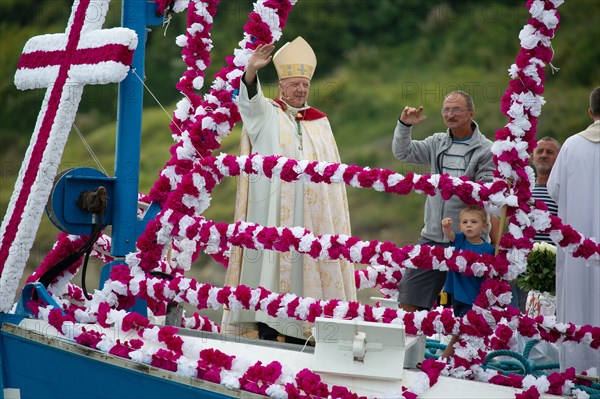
112,0,147,258
104,1,161,315
112,0,149,258
112,0,162,257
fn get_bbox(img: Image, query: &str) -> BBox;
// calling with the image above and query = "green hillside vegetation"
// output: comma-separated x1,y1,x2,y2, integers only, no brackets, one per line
1,1,599,310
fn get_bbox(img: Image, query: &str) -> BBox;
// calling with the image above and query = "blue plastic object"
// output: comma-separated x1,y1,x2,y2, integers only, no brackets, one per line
15,282,64,318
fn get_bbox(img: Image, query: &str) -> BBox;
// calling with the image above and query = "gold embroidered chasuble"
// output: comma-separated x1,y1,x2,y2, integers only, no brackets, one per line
223,79,356,339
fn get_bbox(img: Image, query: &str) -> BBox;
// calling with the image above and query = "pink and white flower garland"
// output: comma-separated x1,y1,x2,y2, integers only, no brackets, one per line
30,264,599,398
131,152,599,291
86,258,600,361
26,293,449,399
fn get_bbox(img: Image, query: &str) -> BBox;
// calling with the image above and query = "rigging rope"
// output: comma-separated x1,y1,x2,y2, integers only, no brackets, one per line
482,340,560,377
73,123,109,178
130,68,186,136
130,68,206,161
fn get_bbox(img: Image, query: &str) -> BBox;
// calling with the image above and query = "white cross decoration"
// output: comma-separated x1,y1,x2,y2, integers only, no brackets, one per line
0,0,138,311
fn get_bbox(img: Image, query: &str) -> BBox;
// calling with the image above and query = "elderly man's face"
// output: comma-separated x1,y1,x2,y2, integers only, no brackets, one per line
279,77,310,108
532,140,560,176
441,94,475,134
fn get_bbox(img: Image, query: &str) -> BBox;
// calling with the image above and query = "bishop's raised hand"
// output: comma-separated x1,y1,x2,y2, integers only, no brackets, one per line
245,44,276,85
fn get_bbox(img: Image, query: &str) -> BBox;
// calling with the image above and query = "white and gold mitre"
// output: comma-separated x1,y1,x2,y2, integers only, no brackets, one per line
273,36,316,80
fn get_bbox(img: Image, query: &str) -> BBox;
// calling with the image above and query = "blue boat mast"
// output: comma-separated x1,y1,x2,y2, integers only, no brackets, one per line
113,0,163,258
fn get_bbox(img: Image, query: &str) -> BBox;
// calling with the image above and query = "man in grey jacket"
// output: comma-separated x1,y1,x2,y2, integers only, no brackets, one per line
392,90,497,312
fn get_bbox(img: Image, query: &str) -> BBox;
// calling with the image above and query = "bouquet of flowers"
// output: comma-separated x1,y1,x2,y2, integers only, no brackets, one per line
518,241,557,295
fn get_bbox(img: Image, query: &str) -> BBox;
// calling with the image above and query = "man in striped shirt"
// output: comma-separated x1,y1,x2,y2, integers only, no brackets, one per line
513,137,561,312
531,137,561,242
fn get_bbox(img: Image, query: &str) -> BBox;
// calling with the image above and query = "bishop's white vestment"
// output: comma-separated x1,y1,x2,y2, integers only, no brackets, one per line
222,78,356,340
547,121,600,373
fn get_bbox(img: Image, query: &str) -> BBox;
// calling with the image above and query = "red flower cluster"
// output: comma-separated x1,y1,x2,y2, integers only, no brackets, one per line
285,368,364,399
150,348,181,372
196,348,233,383
110,339,143,359
239,361,282,395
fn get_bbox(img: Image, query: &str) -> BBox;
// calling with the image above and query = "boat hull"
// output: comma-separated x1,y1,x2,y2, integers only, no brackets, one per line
0,322,260,399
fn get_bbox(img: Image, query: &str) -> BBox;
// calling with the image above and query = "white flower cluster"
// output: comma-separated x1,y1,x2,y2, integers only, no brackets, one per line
532,241,557,255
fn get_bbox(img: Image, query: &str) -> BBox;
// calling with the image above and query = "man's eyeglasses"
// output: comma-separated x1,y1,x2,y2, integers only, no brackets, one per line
441,108,468,115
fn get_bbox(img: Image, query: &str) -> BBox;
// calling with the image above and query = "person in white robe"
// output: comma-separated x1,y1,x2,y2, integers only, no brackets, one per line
547,86,600,373
222,37,356,343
